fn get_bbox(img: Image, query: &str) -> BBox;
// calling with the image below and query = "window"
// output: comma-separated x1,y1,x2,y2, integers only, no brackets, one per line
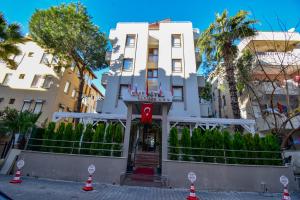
125,35,136,47
119,84,128,99
172,86,183,101
42,76,53,89
58,105,64,112
21,100,31,112
71,89,76,98
51,55,59,65
172,34,181,47
64,81,70,94
2,73,12,86
19,74,25,79
33,101,43,114
122,58,133,71
172,59,182,72
9,98,15,104
147,69,158,78
31,75,42,88
40,53,50,64
28,52,34,57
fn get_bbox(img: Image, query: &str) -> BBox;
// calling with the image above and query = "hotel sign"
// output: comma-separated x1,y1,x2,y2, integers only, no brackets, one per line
125,90,172,103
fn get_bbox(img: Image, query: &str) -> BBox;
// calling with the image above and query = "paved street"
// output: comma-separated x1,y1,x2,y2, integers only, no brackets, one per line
0,175,299,200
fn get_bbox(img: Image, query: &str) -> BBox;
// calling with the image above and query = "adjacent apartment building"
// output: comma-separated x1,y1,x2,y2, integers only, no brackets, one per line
209,31,300,132
0,40,103,126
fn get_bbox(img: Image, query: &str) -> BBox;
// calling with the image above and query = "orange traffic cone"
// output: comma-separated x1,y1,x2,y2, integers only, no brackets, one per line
282,186,291,200
187,183,199,200
82,175,93,191
10,169,22,184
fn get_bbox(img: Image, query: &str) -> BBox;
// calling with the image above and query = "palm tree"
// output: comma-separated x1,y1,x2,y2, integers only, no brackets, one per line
197,10,257,130
0,13,23,69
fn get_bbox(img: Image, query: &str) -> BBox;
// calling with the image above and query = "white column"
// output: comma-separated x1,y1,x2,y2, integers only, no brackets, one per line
122,104,132,159
162,104,168,161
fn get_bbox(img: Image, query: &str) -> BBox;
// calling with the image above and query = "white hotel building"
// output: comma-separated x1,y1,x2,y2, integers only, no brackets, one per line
53,20,255,183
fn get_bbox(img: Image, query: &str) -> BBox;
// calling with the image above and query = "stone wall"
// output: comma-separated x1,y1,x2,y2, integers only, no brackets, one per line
19,151,127,184
162,160,299,192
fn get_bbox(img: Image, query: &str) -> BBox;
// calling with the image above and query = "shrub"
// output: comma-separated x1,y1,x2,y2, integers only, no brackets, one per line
62,123,73,153
212,129,224,163
103,123,114,156
52,123,65,152
43,122,55,152
74,123,84,154
113,124,123,157
243,133,255,164
169,127,179,160
81,124,94,154
232,132,246,164
191,128,202,162
263,133,281,165
223,130,232,163
180,127,191,161
29,127,45,151
91,123,105,155
202,130,214,162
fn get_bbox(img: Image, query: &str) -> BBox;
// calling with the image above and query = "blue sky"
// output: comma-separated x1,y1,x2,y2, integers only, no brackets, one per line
1,0,300,93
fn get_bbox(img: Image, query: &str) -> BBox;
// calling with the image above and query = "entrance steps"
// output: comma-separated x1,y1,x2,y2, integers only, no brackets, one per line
134,152,159,168
121,173,167,188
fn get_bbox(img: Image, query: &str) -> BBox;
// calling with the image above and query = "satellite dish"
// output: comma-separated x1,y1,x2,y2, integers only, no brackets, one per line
288,28,295,33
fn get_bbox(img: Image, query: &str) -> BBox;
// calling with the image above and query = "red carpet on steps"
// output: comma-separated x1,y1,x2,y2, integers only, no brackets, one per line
134,167,155,175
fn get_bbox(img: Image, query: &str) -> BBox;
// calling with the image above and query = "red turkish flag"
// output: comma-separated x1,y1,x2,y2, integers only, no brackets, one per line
141,103,153,124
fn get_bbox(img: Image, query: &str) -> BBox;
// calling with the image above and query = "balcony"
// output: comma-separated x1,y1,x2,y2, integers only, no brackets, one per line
256,52,300,66
200,100,212,117
148,55,158,69
260,81,299,95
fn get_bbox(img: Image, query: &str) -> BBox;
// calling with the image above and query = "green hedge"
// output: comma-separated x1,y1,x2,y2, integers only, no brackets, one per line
29,122,124,157
168,127,282,166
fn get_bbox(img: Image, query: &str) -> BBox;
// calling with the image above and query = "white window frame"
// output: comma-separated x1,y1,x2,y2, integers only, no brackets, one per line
122,58,133,71
172,59,182,73
31,75,42,88
40,53,51,65
21,100,31,112
33,101,44,114
2,73,12,86
125,34,136,47
173,86,183,101
71,89,76,98
64,81,70,94
172,34,181,47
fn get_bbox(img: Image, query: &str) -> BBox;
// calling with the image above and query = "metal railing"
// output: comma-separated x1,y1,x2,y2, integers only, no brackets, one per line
26,138,124,157
168,146,283,166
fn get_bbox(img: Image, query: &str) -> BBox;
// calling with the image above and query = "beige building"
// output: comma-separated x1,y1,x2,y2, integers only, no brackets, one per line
209,31,300,132
0,40,103,126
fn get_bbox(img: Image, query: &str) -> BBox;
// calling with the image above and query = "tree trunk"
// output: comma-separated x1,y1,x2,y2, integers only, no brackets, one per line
224,59,243,132
76,69,85,113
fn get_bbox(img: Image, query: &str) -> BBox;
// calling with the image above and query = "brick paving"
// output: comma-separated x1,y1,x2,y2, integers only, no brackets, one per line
0,175,299,200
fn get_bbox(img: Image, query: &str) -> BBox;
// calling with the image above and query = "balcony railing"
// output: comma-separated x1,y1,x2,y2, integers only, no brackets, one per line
256,52,300,66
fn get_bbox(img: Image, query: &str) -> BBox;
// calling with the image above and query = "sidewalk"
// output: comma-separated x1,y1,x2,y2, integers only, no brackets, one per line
0,175,299,200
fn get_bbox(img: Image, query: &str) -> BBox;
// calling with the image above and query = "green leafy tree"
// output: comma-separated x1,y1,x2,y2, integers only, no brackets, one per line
103,124,114,156
81,124,94,154
169,127,179,160
113,124,123,157
191,128,203,162
29,3,108,112
180,127,191,161
74,123,84,153
62,123,73,153
200,82,212,101
197,10,257,131
43,122,55,152
91,123,105,155
0,13,23,68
